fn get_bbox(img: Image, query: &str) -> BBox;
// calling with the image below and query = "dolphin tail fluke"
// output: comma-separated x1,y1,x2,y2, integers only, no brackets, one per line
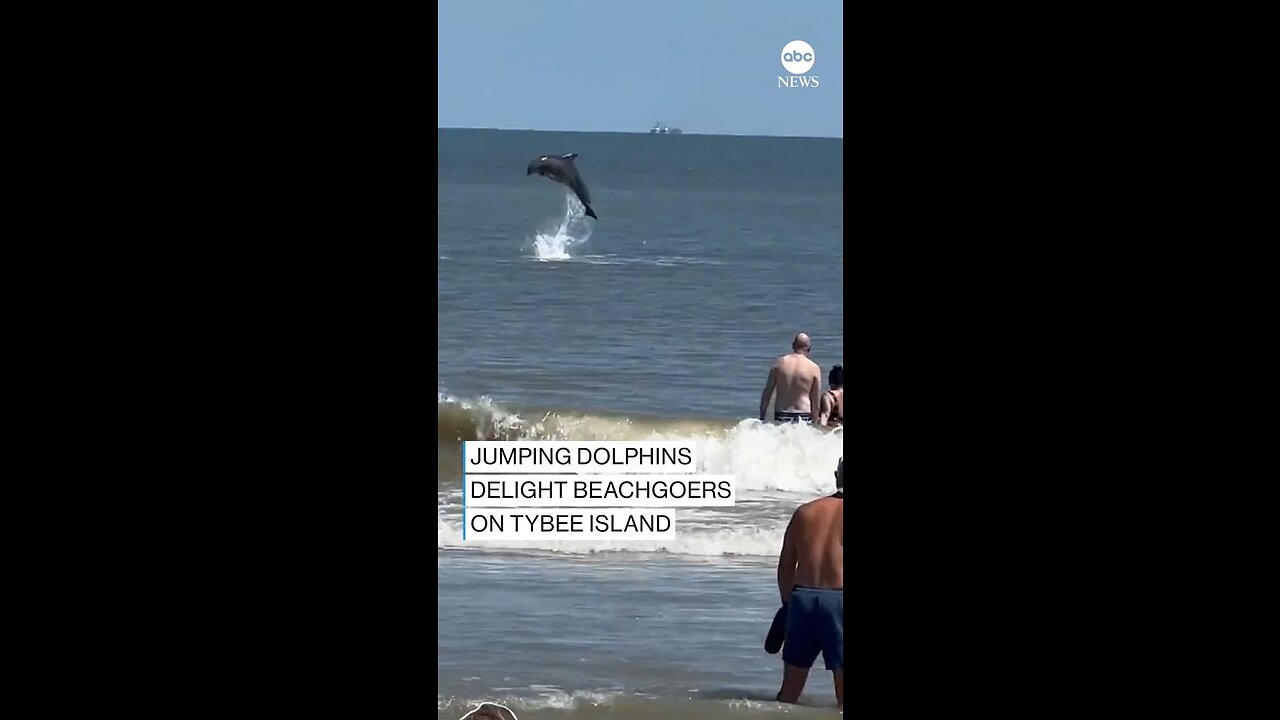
584,204,598,220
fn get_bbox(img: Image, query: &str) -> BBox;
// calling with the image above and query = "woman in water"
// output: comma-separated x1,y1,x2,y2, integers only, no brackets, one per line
818,365,843,428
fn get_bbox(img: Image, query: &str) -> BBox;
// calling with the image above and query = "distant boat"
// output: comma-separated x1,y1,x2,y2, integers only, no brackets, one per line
650,122,684,135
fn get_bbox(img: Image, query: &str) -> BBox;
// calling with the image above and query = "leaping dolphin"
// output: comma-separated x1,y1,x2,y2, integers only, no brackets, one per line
526,153,598,220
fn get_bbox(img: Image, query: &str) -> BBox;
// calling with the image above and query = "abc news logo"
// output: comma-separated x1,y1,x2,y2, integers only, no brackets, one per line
778,40,819,88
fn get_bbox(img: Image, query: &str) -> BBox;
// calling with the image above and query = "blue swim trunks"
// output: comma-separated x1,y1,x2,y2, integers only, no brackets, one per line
782,586,843,670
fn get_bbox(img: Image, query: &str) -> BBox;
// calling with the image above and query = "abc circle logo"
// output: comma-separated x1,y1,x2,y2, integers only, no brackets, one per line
780,40,815,75
457,702,518,720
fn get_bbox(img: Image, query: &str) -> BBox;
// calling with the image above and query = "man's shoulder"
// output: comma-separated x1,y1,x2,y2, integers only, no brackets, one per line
799,495,841,512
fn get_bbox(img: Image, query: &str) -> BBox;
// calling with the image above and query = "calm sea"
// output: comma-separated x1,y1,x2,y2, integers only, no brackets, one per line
437,128,844,719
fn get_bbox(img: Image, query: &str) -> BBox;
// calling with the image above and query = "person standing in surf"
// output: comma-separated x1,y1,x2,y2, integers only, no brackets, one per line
818,364,843,428
775,457,844,709
759,333,823,423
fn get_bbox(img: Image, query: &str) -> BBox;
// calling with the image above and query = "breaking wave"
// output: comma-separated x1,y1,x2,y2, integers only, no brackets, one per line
437,392,843,557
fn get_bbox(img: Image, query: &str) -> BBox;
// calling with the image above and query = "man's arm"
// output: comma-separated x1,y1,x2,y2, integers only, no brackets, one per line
809,370,822,422
759,366,777,421
777,510,799,604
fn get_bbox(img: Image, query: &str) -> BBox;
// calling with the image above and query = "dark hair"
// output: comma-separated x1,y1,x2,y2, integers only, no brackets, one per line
828,364,843,387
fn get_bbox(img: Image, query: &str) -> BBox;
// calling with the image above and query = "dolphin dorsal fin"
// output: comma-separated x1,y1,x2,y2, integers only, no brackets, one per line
561,153,578,161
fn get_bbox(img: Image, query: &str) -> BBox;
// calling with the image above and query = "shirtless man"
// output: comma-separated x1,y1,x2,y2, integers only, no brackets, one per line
775,458,844,709
759,333,823,424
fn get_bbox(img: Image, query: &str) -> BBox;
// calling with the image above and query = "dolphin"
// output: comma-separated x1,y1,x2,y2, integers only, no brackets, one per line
526,153,598,219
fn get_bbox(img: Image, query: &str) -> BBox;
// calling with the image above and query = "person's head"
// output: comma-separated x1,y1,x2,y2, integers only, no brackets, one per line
835,457,843,490
828,364,843,389
464,704,518,720
792,332,812,354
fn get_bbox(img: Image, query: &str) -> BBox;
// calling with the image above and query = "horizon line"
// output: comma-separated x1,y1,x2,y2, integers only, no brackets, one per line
437,126,842,141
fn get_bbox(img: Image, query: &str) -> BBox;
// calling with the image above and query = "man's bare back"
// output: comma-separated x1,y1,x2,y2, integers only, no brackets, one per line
774,458,844,709
777,495,844,600
759,333,822,422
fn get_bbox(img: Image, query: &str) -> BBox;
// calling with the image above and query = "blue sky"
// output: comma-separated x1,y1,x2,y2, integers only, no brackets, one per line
438,0,843,138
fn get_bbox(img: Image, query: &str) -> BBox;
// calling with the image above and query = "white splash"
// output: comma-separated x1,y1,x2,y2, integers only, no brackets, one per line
532,193,594,261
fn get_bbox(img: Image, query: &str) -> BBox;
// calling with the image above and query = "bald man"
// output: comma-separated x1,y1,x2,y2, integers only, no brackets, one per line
775,457,844,709
759,333,823,424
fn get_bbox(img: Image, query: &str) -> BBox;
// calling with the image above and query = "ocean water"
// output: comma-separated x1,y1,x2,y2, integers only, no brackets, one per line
438,128,844,719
